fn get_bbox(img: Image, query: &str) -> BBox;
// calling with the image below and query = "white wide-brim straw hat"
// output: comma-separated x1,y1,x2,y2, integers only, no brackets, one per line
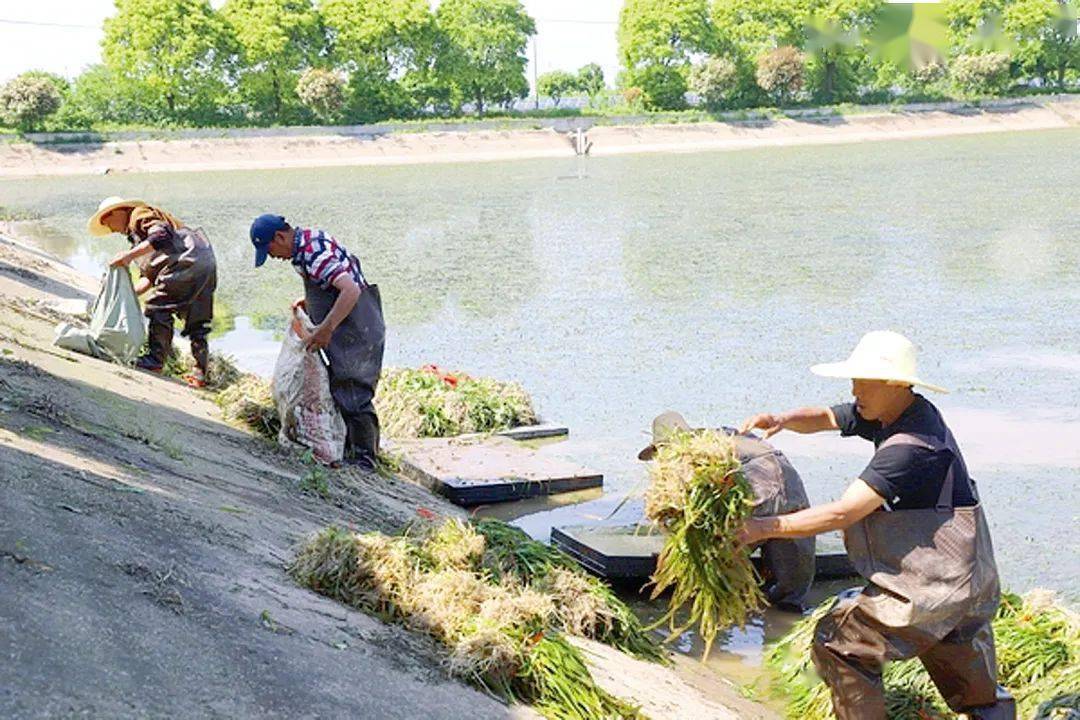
87,196,147,237
810,330,949,393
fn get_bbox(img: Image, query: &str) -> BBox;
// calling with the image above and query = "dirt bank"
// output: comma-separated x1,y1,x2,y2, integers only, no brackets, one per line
0,232,772,718
1,97,1077,177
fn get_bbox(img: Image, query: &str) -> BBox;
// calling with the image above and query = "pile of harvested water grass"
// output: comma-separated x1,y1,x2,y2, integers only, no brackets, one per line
375,365,537,438
473,519,667,664
216,374,279,439
765,589,1080,719
643,429,765,658
289,518,663,718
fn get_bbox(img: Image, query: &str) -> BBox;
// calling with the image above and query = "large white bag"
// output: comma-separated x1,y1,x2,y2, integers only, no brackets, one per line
54,266,146,364
272,309,346,466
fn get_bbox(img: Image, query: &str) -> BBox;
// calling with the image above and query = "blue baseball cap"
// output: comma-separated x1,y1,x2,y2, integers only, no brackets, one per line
250,214,288,267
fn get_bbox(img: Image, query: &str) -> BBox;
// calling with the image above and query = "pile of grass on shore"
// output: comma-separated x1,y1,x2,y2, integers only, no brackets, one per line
765,589,1080,719
289,517,665,719
161,351,279,440
375,365,537,439
643,429,765,659
215,375,278,440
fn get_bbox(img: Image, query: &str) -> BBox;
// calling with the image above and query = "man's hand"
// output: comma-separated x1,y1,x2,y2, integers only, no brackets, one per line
740,413,785,438
292,297,307,313
305,322,333,351
735,517,771,546
109,250,130,268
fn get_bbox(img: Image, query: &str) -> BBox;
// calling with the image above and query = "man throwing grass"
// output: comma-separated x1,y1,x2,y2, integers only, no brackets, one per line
250,214,385,470
738,330,1014,720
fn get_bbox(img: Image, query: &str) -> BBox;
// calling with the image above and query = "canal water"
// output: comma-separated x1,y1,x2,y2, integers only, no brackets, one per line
4,129,1078,680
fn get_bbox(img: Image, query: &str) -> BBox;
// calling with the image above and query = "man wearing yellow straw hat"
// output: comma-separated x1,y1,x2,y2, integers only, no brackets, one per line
88,197,217,387
738,330,1013,720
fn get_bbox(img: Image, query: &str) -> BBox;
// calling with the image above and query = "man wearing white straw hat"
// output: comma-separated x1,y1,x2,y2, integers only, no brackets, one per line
738,331,1014,720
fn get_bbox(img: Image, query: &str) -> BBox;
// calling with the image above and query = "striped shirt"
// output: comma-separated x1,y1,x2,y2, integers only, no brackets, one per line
290,228,366,291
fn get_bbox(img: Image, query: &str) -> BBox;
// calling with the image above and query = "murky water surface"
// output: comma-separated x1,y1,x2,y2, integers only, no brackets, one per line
4,129,1078,677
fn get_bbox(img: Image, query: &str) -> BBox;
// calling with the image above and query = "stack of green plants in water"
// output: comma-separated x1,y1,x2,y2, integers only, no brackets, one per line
643,429,765,659
765,590,1080,719
375,365,537,438
288,516,666,719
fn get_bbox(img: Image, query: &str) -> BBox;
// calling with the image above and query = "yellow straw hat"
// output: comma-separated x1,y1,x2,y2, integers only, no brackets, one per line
87,196,146,237
810,330,949,393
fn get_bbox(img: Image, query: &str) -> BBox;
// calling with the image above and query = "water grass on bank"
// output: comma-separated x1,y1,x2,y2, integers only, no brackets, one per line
643,429,765,659
159,350,278,439
216,375,278,439
375,365,537,438
288,517,665,719
765,589,1080,719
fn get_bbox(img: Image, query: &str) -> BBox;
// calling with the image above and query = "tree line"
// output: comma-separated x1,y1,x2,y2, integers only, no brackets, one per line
618,0,1079,111
1,0,1077,132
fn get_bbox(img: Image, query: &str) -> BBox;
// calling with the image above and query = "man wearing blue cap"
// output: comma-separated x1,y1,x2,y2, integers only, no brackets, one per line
250,214,385,470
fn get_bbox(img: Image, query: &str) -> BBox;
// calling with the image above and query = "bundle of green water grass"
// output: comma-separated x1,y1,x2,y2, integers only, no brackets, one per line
216,374,279,439
288,517,663,719
643,429,765,658
375,365,537,438
765,589,1080,719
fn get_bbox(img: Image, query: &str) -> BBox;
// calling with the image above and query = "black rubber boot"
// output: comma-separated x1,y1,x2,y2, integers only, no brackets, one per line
139,311,175,371
189,333,210,378
345,413,380,470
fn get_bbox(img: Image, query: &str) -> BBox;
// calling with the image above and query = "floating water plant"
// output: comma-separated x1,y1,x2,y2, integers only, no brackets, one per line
643,429,765,659
375,365,537,438
765,589,1080,720
288,517,664,719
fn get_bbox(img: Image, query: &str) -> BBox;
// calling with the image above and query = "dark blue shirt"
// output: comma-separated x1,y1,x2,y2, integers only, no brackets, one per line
832,395,977,510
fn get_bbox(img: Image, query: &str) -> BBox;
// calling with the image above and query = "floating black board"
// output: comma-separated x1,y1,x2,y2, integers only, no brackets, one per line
392,436,602,506
551,524,857,581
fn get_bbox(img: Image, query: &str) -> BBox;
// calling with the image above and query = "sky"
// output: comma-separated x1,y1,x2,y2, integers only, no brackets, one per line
0,0,624,87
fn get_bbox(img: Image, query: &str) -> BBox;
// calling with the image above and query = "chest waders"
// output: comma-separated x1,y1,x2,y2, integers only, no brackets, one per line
810,431,1015,720
734,434,816,610
303,278,385,466
136,227,217,376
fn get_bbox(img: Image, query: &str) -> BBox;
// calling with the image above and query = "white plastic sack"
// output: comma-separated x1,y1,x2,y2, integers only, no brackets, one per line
272,309,346,466
54,266,146,364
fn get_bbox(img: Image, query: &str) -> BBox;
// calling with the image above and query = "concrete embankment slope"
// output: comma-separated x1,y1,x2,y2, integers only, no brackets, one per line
0,233,771,719
1,96,1077,177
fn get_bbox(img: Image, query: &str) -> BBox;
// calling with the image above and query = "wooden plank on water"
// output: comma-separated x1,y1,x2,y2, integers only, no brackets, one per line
551,524,857,581
391,435,603,506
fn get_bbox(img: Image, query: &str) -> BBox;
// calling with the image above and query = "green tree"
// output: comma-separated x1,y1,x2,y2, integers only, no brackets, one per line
1004,0,1079,88
618,0,713,110
0,73,62,131
950,51,1012,93
803,0,882,103
537,70,578,106
755,45,806,104
944,0,1009,53
576,63,606,103
296,67,346,121
688,55,738,109
710,0,810,107
220,0,324,123
320,0,438,121
101,0,235,124
434,0,535,117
